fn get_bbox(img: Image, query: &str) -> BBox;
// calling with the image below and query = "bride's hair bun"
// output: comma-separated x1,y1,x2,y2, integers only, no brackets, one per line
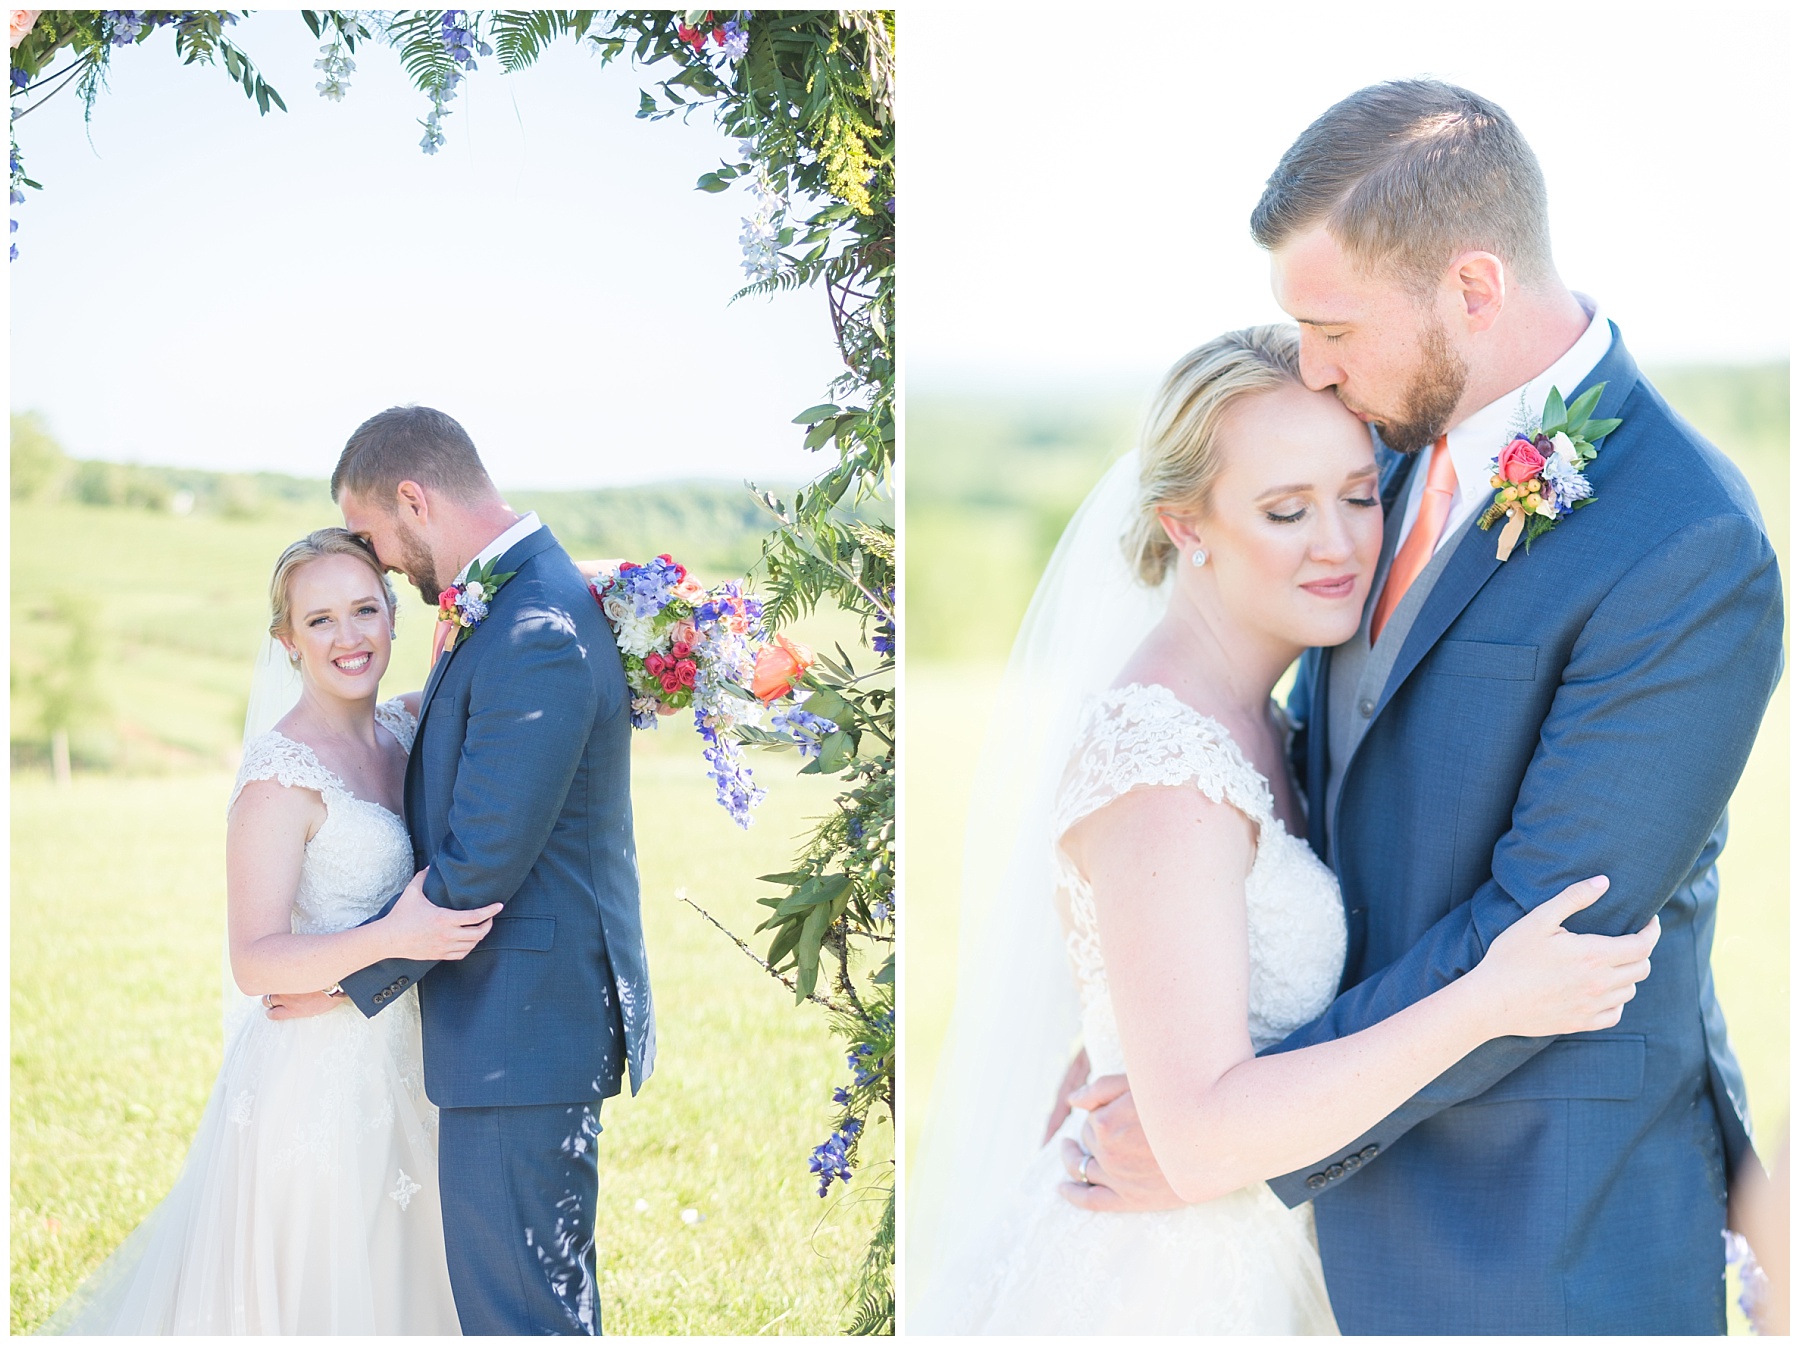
268,529,400,640
1125,325,1303,585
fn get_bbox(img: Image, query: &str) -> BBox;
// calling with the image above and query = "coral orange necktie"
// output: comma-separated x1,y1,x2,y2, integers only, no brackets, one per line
429,617,454,669
1370,435,1456,645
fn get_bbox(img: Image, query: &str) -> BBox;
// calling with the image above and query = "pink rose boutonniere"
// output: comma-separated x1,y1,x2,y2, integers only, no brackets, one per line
1478,383,1621,561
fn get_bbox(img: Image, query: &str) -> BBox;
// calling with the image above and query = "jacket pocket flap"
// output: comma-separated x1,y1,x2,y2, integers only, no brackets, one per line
1470,1034,1645,1104
1431,639,1538,681
476,915,556,953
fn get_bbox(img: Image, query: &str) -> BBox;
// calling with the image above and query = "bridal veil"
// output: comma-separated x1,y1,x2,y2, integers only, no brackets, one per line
907,449,1168,1314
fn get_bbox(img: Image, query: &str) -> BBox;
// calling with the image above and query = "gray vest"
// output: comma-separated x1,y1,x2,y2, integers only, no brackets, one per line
1324,465,1478,865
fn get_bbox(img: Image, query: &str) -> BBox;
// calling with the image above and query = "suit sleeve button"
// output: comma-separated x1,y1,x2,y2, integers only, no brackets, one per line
1325,1163,1344,1180
1306,1174,1327,1190
1359,1144,1379,1160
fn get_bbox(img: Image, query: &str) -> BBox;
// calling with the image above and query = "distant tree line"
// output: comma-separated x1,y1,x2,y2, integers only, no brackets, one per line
10,412,801,574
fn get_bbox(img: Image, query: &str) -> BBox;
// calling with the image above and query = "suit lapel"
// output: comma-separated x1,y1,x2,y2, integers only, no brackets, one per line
1370,322,1642,722
410,526,564,740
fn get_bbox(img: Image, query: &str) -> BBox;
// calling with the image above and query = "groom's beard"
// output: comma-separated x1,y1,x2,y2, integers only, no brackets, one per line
392,524,443,605
1367,317,1468,455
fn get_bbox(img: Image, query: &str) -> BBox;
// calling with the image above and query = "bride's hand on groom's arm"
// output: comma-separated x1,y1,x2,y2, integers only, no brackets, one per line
1056,1074,1187,1213
1466,875,1660,1038
378,867,504,962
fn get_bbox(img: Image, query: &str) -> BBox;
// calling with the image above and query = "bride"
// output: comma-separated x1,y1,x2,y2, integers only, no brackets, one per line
907,326,1660,1334
46,528,500,1334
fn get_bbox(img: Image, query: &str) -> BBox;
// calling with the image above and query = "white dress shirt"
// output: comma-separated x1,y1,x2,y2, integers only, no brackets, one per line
1394,296,1613,555
457,510,544,582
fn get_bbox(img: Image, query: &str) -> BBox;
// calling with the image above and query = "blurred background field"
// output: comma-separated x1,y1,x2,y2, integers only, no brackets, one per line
904,365,1789,1332
9,423,888,1334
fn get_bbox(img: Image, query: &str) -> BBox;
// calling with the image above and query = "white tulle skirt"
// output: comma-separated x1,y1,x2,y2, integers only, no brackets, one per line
44,992,460,1335
911,1108,1339,1335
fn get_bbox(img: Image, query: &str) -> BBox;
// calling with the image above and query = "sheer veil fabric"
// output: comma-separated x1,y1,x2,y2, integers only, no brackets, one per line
223,635,306,1050
907,450,1169,1312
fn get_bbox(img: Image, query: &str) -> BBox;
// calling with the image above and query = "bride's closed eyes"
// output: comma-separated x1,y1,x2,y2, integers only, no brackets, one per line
1264,495,1379,524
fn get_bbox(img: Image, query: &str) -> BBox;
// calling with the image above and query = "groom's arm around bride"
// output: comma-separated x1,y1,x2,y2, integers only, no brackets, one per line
1070,80,1784,1336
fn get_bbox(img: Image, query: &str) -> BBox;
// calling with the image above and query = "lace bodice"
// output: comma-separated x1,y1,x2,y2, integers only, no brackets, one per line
1052,683,1347,1067
229,699,417,936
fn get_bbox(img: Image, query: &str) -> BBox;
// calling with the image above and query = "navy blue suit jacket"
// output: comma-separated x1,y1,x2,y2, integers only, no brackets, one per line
341,528,655,1109
1274,327,1782,1334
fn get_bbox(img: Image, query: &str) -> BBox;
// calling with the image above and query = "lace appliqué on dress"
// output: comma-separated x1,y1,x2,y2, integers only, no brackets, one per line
1050,683,1346,1058
1051,685,1278,1013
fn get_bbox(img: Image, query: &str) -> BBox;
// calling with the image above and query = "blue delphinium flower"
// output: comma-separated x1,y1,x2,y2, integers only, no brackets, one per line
808,1118,864,1197
10,68,29,92
314,37,355,102
102,11,146,46
832,1086,850,1105
695,711,766,829
872,901,890,922
457,595,488,626
771,705,837,759
847,1043,880,1087
720,17,749,59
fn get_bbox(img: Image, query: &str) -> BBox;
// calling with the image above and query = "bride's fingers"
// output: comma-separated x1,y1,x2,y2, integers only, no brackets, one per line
1058,1178,1125,1213
1058,1138,1109,1191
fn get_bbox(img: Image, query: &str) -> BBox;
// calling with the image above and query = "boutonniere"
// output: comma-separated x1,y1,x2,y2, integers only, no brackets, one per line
436,556,516,653
1477,383,1621,561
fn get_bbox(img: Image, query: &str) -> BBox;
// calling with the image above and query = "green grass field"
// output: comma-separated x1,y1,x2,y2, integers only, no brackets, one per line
10,495,887,1334
903,366,1789,1334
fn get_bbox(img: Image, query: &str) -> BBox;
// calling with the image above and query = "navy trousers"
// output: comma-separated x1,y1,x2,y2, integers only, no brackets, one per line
439,1102,603,1335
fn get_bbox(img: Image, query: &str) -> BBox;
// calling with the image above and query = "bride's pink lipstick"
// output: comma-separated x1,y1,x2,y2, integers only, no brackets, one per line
1300,574,1357,600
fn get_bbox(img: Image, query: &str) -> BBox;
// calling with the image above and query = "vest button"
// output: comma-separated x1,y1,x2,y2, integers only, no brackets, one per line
1358,698,1375,718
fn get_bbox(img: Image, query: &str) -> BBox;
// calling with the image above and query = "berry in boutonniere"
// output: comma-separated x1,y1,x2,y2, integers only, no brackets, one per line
1477,383,1620,561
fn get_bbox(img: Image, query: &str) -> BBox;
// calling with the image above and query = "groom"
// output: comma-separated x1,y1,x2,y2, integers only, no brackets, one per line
332,406,652,1334
1061,81,1783,1333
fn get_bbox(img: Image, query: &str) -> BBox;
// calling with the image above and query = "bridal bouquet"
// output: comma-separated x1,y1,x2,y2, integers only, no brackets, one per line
590,554,816,827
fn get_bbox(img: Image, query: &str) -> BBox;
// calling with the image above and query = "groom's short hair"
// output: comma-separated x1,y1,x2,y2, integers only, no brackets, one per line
1250,79,1554,298
331,405,495,509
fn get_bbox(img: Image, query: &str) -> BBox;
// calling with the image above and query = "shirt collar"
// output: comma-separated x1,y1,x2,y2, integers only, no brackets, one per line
457,511,542,584
1442,295,1612,518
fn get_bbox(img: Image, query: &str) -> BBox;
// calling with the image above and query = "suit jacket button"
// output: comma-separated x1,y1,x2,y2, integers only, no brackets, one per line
1306,1174,1327,1190
1359,1144,1379,1160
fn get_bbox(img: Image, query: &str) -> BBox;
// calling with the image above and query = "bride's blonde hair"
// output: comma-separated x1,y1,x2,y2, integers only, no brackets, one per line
1125,325,1304,584
268,528,398,640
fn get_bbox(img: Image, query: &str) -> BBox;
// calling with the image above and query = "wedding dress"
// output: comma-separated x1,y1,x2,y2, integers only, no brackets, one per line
912,682,1346,1334
46,699,461,1335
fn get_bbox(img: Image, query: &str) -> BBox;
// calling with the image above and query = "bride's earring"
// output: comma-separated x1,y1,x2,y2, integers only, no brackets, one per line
286,647,301,665
1191,547,1209,568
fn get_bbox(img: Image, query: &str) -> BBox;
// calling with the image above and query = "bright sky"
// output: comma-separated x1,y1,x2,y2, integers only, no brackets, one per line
906,3,1792,392
8,12,843,488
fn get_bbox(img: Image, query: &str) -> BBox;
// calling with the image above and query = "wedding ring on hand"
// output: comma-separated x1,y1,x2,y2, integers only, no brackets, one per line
1078,1151,1095,1185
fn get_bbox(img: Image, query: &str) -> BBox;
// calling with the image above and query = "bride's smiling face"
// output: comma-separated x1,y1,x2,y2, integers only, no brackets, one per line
1165,383,1383,650
278,554,395,699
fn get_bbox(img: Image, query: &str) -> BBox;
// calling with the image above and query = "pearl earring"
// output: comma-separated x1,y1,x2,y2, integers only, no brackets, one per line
1191,547,1209,568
